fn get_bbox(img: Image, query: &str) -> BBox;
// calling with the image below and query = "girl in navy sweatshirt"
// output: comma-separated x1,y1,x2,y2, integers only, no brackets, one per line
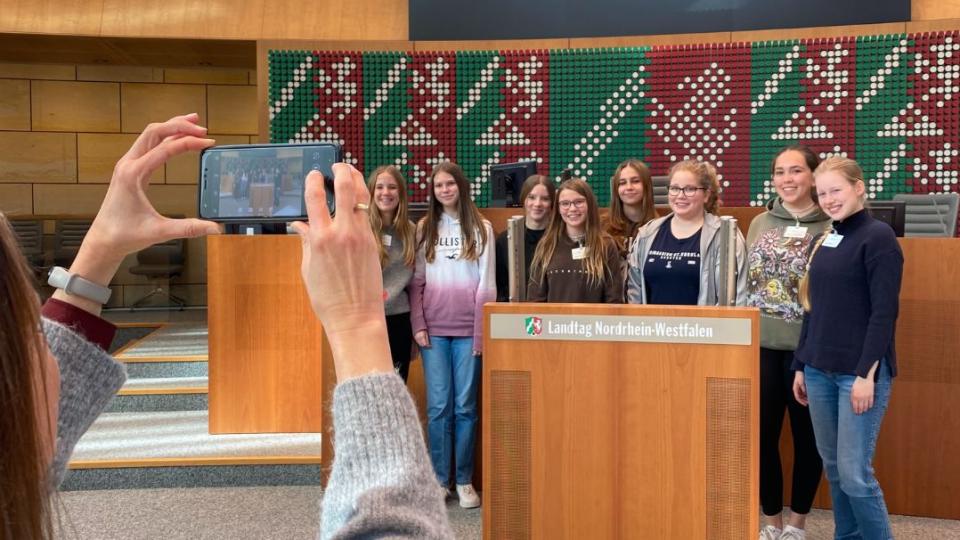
792,156,903,540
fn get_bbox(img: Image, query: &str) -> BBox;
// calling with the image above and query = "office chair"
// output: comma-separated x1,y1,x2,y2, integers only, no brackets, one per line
128,238,187,310
892,192,959,237
10,219,48,283
53,219,93,268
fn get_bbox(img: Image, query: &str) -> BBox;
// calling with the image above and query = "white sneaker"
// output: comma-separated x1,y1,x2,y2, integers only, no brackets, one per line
780,525,805,540
759,525,782,540
456,483,481,508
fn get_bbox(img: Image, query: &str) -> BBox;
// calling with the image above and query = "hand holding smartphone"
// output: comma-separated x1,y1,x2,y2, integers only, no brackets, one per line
198,143,342,223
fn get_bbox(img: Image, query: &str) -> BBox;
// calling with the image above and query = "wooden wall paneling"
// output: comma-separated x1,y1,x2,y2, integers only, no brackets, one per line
912,0,960,21
569,32,731,49
120,82,206,133
0,0,104,35
33,183,105,215
164,67,251,85
0,35,125,67
259,0,408,41
77,65,165,83
732,22,907,43
31,80,121,132
906,18,960,32
207,85,258,134
0,79,30,130
0,62,76,81
0,184,33,215
78,133,164,183
413,38,570,52
102,38,257,69
0,131,77,183
99,0,265,40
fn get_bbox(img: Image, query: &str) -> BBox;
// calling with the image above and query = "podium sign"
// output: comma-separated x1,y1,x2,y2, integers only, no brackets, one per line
483,303,759,540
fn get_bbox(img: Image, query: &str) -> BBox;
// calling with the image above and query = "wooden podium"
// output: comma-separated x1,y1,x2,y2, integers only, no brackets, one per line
483,303,759,539
206,236,335,474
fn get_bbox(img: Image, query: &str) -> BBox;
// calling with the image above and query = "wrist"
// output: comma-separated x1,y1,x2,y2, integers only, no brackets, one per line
327,318,394,381
70,242,125,287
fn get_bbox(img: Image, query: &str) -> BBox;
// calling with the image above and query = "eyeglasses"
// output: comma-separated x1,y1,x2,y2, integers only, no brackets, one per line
558,198,588,210
668,186,707,197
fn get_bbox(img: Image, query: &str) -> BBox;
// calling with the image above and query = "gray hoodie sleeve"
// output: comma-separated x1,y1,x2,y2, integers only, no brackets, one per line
320,373,454,539
43,318,127,487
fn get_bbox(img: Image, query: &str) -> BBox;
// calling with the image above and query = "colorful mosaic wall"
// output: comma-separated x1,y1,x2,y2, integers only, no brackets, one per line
269,31,960,208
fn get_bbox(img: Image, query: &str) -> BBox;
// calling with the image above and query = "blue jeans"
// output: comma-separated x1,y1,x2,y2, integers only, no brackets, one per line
420,336,480,486
804,361,893,540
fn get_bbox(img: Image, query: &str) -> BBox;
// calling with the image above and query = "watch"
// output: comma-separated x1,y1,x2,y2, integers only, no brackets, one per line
47,266,112,304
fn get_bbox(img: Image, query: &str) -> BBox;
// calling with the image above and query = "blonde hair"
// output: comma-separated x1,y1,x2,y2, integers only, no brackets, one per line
531,178,615,288
667,159,721,214
605,159,657,248
367,166,415,268
798,230,832,312
813,156,867,204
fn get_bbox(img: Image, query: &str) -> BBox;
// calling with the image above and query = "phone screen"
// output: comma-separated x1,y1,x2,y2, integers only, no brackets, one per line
199,143,339,221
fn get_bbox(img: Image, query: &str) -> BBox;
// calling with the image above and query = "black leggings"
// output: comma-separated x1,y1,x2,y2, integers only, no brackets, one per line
760,347,823,516
385,312,413,382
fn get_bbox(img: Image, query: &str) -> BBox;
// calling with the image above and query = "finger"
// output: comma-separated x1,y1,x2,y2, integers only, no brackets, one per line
125,114,206,160
136,136,216,185
331,163,359,221
289,220,310,242
303,170,332,228
351,166,369,217
157,217,222,242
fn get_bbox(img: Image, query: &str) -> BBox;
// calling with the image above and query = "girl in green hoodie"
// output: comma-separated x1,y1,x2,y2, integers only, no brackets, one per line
747,145,832,540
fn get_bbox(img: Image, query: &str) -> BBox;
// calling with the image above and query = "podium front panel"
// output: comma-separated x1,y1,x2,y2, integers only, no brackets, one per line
483,304,759,539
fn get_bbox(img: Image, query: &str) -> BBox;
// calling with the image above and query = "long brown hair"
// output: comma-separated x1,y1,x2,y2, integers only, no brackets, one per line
531,178,615,287
367,166,416,267
606,159,657,240
770,144,821,204
0,213,54,539
519,175,556,214
668,160,721,214
418,162,489,263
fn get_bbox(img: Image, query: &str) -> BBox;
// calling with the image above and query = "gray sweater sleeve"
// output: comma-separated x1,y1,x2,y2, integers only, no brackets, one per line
43,318,127,487
320,373,453,539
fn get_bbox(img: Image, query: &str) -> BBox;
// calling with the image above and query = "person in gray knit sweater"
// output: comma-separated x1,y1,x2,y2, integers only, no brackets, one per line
2,114,452,539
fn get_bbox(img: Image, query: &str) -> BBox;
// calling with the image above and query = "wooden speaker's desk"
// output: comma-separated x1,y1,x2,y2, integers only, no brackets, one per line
205,236,334,476
483,303,760,539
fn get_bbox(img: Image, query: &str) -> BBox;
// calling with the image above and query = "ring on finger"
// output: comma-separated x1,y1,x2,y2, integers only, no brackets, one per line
354,203,370,212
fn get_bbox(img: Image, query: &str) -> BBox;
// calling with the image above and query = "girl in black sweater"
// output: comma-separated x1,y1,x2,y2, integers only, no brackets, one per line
792,156,903,540
495,175,555,301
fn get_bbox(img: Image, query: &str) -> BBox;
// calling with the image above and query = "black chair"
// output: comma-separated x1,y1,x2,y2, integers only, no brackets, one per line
10,219,47,276
54,219,93,268
128,239,187,310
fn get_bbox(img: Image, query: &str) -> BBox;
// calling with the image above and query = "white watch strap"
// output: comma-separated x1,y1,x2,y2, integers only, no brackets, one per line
48,266,112,304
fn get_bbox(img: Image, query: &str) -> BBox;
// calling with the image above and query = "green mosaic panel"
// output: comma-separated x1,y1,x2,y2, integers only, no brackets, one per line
268,50,319,143
362,52,412,186
455,50,506,207
550,47,651,206
855,34,912,200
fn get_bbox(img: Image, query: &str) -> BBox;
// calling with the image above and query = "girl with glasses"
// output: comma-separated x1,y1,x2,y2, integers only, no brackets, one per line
747,145,830,540
792,157,903,539
367,166,417,382
626,159,747,306
495,175,556,301
527,178,622,303
603,159,658,260
410,161,495,509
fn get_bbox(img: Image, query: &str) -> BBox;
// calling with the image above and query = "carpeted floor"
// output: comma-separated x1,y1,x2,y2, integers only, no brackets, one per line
57,485,960,539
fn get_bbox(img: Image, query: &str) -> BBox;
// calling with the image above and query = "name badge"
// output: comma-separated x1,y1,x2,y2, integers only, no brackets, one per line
572,247,588,260
783,225,808,239
382,234,393,247
822,233,844,248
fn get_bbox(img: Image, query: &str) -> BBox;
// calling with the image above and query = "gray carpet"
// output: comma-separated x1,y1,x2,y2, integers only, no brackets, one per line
56,486,960,539
115,323,208,359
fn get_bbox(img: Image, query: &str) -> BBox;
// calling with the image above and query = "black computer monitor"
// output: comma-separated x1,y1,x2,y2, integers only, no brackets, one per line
869,200,906,237
488,161,538,207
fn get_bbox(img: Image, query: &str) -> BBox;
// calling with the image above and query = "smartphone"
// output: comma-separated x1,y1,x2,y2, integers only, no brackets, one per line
198,143,341,222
